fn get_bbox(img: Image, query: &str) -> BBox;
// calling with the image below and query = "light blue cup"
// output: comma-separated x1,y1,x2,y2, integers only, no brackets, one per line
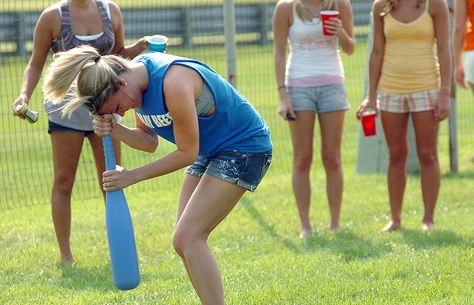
147,35,168,52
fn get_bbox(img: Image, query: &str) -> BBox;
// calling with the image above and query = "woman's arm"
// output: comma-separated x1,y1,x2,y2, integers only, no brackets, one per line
12,7,58,114
357,0,385,117
333,0,356,55
109,1,147,59
453,0,468,87
272,0,295,119
431,0,452,120
111,117,159,152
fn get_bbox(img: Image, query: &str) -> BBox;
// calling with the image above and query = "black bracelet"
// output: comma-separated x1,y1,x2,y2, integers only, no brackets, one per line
277,85,286,90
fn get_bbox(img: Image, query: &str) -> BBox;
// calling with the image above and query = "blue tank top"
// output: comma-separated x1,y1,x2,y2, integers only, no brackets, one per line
134,53,273,156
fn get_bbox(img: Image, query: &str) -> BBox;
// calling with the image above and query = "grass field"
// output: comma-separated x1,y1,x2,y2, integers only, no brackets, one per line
1,41,473,303
0,162,473,304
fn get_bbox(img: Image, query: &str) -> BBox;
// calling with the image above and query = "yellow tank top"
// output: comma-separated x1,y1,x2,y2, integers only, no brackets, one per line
378,6,440,94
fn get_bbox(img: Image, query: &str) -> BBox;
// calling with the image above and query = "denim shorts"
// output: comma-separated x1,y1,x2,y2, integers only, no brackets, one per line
185,150,272,192
378,89,439,113
48,120,94,135
287,83,350,113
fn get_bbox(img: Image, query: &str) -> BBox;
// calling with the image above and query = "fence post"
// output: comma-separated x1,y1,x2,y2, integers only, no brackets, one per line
224,0,237,87
182,7,192,48
259,3,271,45
447,0,458,172
15,12,26,56
449,86,458,172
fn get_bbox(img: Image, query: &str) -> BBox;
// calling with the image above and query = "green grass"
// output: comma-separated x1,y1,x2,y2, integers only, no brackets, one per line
1,41,474,303
0,169,473,304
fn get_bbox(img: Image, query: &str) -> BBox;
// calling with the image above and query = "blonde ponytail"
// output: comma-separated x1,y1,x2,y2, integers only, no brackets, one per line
43,45,131,115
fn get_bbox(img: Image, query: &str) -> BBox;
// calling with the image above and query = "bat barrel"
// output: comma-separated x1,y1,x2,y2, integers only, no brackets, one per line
106,191,141,290
102,135,140,290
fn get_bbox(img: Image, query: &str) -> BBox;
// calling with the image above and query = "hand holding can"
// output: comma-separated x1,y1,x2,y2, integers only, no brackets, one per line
15,103,39,123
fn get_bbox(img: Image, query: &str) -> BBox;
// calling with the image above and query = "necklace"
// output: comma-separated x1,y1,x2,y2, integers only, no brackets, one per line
301,0,322,19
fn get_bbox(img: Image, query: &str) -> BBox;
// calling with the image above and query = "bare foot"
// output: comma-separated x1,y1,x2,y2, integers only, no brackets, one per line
381,221,401,232
60,256,75,266
329,224,341,232
421,222,435,233
299,228,312,238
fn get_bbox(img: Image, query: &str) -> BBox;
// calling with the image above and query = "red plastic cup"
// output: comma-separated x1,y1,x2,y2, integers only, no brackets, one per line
361,110,377,137
320,10,339,36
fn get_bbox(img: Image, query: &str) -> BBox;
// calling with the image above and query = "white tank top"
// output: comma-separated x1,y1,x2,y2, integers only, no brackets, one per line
286,5,344,87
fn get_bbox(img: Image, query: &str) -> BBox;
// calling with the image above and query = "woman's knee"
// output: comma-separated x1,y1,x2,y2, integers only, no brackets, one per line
53,174,75,195
389,148,408,165
172,226,206,257
293,153,312,171
417,148,438,166
321,150,341,171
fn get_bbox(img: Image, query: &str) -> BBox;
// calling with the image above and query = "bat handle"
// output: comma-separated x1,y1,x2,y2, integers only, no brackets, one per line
103,135,117,171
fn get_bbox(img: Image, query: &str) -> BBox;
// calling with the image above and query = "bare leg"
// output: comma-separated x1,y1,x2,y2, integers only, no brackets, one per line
380,112,410,232
288,111,315,237
173,174,246,305
50,131,85,264
175,173,201,289
318,110,345,231
412,111,440,231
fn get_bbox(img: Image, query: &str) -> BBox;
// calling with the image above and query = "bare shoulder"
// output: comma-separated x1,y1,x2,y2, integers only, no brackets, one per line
164,65,200,94
371,0,385,16
107,0,122,14
274,0,293,12
338,0,353,10
40,4,60,22
429,0,449,14
37,4,60,31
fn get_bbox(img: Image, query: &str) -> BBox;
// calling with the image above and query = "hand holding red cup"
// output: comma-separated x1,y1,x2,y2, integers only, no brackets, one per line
320,10,340,36
361,110,377,137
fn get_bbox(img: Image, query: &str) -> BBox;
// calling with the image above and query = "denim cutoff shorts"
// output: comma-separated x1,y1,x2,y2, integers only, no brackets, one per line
287,83,350,113
185,150,272,192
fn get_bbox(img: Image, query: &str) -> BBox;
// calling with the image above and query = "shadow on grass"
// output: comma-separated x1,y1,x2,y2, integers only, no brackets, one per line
442,170,474,180
302,229,393,261
240,197,303,254
240,197,392,260
57,262,148,292
400,229,466,249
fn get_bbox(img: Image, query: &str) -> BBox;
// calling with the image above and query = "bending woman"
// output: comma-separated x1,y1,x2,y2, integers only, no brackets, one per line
43,45,272,305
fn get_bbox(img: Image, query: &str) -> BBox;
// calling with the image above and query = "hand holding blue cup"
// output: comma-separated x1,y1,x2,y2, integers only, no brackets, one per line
147,35,168,52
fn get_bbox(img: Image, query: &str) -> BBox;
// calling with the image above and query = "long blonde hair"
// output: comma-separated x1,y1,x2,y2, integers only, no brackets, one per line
43,45,130,115
295,0,339,22
380,0,426,15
